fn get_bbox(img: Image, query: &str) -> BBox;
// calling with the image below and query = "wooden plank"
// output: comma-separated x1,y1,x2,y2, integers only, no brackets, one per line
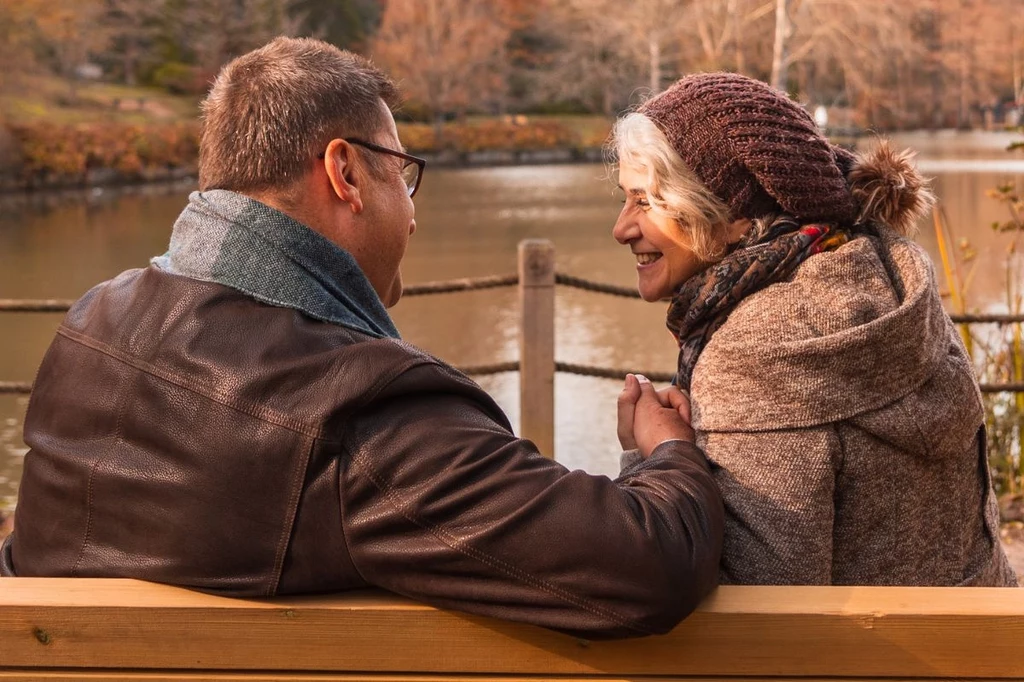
2,674,1018,682
517,239,555,457
0,674,1016,682
2,580,1024,678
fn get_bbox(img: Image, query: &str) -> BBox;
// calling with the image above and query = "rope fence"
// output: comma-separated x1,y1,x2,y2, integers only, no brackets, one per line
3,254,1024,417
555,273,641,298
402,274,518,296
5,282,1024,325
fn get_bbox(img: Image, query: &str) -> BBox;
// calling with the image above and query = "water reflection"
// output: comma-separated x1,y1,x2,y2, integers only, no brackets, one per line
2,143,1023,507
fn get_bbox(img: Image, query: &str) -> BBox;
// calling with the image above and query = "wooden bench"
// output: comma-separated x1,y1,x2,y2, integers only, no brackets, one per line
2,579,1023,681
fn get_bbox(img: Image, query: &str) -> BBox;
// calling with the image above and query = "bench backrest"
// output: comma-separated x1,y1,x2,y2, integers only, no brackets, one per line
2,579,1022,680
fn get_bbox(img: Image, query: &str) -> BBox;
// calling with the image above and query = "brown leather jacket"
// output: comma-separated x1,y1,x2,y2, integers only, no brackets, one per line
2,266,723,638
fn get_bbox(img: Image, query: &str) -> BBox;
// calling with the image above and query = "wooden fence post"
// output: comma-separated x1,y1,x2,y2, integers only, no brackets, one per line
518,239,555,458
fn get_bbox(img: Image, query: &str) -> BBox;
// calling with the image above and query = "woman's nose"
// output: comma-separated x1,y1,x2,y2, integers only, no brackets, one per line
612,209,638,244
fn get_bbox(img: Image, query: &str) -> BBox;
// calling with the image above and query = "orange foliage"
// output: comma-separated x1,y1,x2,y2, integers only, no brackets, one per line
3,119,603,184
397,120,591,153
6,122,199,182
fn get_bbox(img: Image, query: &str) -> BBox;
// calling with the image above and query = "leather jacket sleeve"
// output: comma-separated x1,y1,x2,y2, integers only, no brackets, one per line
338,362,724,639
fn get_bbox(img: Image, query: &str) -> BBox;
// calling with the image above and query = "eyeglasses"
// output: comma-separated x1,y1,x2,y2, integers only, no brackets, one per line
319,138,426,198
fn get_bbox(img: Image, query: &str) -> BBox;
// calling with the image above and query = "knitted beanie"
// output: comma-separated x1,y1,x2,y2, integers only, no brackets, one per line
638,73,858,225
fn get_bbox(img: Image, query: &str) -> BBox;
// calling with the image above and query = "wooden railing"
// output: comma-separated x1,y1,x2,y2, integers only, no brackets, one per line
1,578,1023,680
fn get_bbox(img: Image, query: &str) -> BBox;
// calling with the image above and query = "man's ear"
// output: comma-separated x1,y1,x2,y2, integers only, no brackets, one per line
323,139,363,214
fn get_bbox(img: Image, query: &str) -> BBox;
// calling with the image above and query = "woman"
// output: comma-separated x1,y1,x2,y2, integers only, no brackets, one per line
612,72,1017,586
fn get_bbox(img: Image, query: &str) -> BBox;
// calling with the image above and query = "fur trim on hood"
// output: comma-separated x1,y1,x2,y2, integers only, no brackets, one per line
845,141,935,236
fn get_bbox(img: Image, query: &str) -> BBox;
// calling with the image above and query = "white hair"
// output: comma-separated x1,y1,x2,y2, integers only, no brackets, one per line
609,113,732,261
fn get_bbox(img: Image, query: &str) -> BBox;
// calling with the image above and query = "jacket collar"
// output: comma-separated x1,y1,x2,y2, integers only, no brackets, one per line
152,189,400,339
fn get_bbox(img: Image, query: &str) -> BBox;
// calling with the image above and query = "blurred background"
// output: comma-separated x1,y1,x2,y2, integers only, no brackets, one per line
0,0,1021,129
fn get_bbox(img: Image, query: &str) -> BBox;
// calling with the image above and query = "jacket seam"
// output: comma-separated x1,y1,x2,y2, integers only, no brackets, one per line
70,377,132,577
350,352,440,411
334,441,371,587
70,454,104,577
269,434,316,597
57,326,325,440
347,444,651,635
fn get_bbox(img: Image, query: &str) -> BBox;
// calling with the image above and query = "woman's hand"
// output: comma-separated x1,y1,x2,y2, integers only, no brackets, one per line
617,374,694,457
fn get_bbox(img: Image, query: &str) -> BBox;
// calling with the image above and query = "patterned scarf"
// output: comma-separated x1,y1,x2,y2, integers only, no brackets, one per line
666,217,851,389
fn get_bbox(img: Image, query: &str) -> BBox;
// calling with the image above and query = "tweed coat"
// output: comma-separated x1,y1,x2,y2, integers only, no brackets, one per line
688,146,1018,586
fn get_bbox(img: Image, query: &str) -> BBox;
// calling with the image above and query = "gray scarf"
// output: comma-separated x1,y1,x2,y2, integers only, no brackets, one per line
152,190,399,339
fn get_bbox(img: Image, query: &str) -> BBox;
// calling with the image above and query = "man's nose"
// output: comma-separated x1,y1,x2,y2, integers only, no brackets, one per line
409,219,417,236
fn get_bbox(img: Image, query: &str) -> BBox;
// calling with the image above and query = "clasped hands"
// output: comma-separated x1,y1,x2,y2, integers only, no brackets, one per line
617,374,695,458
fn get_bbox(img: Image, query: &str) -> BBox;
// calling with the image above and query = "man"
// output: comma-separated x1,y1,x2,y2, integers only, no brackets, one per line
0,38,723,639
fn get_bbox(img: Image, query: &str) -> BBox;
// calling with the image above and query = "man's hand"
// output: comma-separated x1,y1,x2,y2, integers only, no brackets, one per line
617,374,694,457
617,374,642,451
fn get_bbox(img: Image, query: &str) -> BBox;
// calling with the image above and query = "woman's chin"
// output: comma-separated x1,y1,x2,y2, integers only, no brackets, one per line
636,279,669,302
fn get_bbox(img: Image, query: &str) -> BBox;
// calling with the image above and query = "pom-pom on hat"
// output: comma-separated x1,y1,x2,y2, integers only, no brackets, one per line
638,73,858,226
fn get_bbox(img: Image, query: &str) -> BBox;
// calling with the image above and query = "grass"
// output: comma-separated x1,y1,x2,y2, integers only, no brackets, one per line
0,74,200,126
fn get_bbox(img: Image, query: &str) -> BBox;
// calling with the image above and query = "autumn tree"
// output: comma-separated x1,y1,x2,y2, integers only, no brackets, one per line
0,0,38,89
105,0,168,86
372,0,511,132
929,0,1022,128
682,0,775,74
23,0,111,100
562,0,696,96
289,0,381,50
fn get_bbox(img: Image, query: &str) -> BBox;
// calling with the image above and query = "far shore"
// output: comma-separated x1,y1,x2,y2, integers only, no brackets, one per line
1,127,1020,200
0,147,609,198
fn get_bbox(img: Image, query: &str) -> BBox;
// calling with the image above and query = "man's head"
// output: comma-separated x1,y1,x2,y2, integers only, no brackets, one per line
199,37,419,308
199,37,399,193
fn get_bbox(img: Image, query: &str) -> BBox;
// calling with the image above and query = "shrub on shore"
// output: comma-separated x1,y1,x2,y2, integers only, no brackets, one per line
4,122,200,188
396,118,610,154
0,117,610,189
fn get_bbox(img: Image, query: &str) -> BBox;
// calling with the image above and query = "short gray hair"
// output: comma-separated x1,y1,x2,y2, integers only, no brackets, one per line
609,113,732,261
199,37,400,193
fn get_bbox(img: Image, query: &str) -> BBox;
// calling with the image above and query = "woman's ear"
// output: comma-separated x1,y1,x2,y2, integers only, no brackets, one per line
323,139,363,214
725,218,752,245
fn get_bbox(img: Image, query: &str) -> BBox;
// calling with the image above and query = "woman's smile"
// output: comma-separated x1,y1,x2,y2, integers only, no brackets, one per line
635,252,663,267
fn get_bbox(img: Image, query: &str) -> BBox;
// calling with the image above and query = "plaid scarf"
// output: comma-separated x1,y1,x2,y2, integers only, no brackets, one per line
152,189,400,339
667,217,851,389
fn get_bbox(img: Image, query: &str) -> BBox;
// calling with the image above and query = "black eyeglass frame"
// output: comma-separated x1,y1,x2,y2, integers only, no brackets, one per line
318,137,426,198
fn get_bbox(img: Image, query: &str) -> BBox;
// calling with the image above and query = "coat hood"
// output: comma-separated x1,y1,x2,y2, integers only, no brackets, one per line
690,227,971,432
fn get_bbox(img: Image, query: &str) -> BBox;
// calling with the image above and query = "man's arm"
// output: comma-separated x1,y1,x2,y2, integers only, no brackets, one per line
337,363,724,639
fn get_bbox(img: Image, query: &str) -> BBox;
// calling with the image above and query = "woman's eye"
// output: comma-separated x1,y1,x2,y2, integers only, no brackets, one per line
636,198,650,210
